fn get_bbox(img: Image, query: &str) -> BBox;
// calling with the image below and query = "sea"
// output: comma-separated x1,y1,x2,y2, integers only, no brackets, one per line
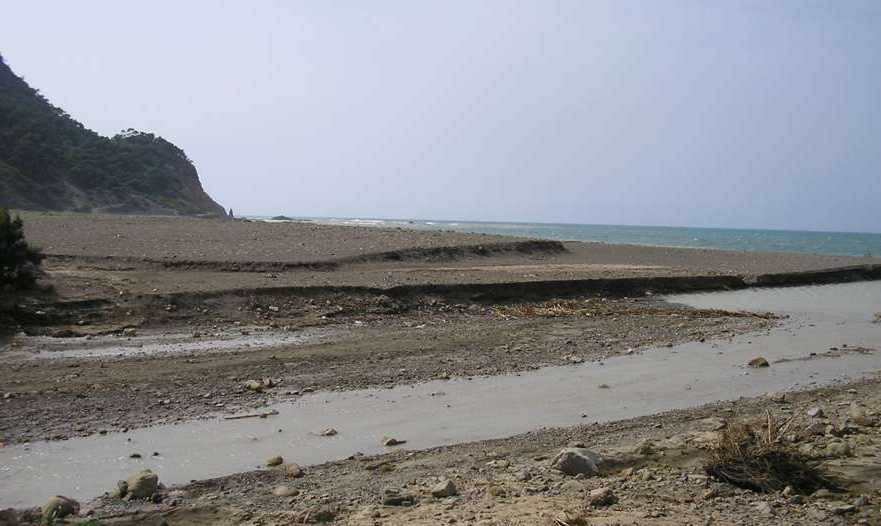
251,217,881,258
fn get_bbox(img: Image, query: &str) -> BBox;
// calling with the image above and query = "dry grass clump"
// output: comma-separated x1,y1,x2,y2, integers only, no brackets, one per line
496,301,592,318
493,299,776,321
704,412,837,494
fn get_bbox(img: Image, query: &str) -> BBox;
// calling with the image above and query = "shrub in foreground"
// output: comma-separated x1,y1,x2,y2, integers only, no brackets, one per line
0,208,43,289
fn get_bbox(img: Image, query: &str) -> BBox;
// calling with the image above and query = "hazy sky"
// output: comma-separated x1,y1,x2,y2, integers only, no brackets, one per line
3,1,880,232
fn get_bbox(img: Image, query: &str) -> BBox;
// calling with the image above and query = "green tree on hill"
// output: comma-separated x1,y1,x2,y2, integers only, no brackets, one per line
0,208,43,289
0,54,225,215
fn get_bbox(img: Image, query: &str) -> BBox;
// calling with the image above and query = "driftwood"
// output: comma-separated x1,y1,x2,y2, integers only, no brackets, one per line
223,410,279,420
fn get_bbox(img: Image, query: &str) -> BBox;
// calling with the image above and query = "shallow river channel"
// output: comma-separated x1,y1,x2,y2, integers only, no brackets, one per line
1,281,880,507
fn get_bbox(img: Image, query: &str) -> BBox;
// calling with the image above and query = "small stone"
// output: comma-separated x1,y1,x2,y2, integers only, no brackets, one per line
812,488,834,500
588,487,617,507
824,441,851,458
635,468,655,481
555,509,588,526
42,496,79,521
114,480,129,498
266,455,284,467
304,506,337,523
514,469,533,481
754,501,774,515
807,407,825,418
382,436,406,447
635,440,656,456
382,492,416,506
319,428,338,437
487,459,510,468
244,380,264,392
552,448,603,476
804,421,826,436
284,463,305,478
848,403,873,426
486,485,506,497
431,479,458,498
766,392,787,403
748,357,770,368
272,485,298,497
125,469,159,499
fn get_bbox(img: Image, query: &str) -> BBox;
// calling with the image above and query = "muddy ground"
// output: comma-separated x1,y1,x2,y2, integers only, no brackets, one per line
7,378,881,526
17,212,880,302
0,295,772,444
18,212,872,272
2,213,880,525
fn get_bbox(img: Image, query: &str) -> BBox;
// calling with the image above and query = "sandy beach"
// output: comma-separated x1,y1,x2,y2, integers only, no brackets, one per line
2,212,880,525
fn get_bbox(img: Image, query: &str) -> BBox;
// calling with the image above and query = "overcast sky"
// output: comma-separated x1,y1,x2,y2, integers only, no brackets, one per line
3,1,880,232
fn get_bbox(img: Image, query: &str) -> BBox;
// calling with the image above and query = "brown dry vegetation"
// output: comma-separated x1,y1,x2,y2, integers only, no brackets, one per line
492,299,777,321
704,412,838,494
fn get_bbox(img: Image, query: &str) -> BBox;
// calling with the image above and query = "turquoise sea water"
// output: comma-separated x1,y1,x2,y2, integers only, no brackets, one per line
255,217,881,258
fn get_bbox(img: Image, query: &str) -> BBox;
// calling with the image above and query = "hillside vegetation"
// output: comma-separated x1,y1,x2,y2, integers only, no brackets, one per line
0,54,224,216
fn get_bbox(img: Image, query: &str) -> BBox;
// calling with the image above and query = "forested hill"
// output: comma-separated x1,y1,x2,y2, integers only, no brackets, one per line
0,54,225,216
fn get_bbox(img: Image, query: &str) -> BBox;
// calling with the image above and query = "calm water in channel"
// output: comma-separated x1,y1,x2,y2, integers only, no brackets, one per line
2,281,880,507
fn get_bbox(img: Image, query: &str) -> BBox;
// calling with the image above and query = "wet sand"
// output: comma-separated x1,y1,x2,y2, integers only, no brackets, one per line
15,211,880,305
0,297,767,444
2,213,881,524
21,211,875,272
4,282,880,508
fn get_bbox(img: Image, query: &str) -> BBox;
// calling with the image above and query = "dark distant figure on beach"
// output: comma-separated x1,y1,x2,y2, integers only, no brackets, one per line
228,208,234,219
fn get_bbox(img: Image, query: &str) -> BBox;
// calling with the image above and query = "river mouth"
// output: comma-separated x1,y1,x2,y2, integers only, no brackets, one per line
668,279,881,320
1,281,879,508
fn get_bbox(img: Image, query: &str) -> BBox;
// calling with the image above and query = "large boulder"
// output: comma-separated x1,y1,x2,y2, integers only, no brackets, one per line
41,496,79,521
551,447,603,476
125,469,159,499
